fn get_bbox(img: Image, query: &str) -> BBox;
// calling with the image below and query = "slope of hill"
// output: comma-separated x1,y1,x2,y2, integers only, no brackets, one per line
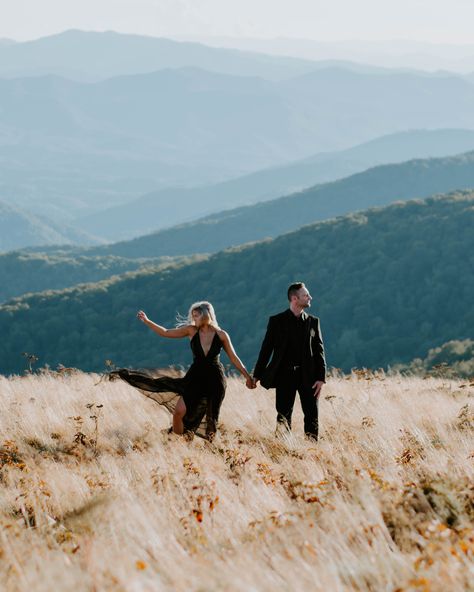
1,192,472,375
0,201,99,252
77,129,474,240
2,65,474,222
193,35,474,73
0,252,202,303
0,29,322,81
86,151,474,258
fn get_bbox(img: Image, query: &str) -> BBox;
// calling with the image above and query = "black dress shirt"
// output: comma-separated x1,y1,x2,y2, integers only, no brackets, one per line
280,309,306,368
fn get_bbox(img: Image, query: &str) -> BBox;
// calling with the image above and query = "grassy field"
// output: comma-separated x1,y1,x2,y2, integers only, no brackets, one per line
0,371,473,591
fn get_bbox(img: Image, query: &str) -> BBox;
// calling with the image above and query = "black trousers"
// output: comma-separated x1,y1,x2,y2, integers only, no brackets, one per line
275,368,319,440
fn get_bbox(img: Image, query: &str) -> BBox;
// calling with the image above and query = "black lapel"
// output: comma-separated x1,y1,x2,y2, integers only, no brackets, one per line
304,312,313,361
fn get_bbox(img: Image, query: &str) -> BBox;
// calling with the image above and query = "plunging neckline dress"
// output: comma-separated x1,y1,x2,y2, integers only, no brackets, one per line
113,330,226,439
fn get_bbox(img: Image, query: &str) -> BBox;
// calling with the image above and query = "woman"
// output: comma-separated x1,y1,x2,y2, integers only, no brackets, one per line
113,301,254,440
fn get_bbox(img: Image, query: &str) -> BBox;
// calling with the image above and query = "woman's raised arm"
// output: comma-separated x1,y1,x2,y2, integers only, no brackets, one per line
137,310,193,338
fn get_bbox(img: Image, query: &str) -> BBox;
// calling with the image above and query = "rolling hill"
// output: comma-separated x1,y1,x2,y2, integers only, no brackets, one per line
0,29,322,82
0,201,99,252
76,129,474,240
84,151,474,258
193,36,474,73
0,191,472,375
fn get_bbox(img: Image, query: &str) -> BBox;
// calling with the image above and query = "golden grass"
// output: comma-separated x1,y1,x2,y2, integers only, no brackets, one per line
0,372,473,591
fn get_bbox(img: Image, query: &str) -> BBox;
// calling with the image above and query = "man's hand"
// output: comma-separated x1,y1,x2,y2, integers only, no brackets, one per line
312,380,324,398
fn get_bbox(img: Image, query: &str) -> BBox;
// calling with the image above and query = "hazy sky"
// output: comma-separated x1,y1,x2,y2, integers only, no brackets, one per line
2,0,474,43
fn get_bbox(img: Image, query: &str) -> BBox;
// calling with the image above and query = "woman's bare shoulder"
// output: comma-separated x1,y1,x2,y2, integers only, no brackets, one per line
216,328,229,342
185,325,198,338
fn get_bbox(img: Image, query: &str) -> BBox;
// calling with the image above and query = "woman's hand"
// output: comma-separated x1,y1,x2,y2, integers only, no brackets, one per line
137,310,149,323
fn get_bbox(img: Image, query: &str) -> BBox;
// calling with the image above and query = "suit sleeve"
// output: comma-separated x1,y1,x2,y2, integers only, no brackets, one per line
253,317,275,380
312,318,326,382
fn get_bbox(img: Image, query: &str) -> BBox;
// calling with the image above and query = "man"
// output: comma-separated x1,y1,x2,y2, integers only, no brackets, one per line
253,282,326,440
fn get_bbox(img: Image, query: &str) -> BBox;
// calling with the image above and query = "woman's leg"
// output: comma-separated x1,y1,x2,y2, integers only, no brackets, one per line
173,397,186,434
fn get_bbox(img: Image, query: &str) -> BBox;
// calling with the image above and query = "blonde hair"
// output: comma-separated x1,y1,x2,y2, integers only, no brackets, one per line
177,301,219,328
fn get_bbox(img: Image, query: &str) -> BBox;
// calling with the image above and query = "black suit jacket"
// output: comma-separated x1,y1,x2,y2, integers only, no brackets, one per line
254,309,326,390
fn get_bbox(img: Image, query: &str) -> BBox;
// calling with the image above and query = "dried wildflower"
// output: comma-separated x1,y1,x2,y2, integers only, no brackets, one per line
456,404,473,430
0,441,27,472
183,458,200,475
361,416,375,428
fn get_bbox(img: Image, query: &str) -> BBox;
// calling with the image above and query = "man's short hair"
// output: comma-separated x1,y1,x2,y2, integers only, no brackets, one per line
287,282,305,301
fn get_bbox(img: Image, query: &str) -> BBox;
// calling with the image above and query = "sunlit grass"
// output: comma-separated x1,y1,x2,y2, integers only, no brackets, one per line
0,371,473,591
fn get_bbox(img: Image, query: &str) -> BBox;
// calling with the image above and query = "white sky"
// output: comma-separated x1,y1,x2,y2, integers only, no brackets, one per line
1,0,474,43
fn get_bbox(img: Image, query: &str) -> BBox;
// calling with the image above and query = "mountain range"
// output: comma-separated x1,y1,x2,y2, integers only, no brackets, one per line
189,37,474,74
0,29,324,82
2,34,474,225
1,191,472,375
82,151,474,258
76,129,474,240
3,128,474,250
5,147,474,300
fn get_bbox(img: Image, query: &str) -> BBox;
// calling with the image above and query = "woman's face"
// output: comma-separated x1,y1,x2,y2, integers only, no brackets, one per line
192,309,208,327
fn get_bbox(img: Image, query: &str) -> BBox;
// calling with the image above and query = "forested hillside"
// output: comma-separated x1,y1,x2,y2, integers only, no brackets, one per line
0,192,472,375
88,151,474,258
0,252,202,303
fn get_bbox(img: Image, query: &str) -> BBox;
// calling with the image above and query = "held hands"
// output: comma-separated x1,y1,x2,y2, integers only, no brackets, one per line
137,310,149,324
312,380,324,398
246,376,257,389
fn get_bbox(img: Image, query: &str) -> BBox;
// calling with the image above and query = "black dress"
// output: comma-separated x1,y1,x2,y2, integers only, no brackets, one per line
112,331,227,439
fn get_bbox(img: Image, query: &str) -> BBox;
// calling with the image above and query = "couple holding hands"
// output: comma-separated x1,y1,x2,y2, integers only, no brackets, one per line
114,282,326,441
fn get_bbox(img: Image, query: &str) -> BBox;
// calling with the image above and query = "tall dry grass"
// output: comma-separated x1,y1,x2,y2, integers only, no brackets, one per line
0,371,473,591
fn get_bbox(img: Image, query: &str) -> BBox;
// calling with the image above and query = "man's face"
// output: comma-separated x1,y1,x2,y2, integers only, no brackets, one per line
295,286,312,308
